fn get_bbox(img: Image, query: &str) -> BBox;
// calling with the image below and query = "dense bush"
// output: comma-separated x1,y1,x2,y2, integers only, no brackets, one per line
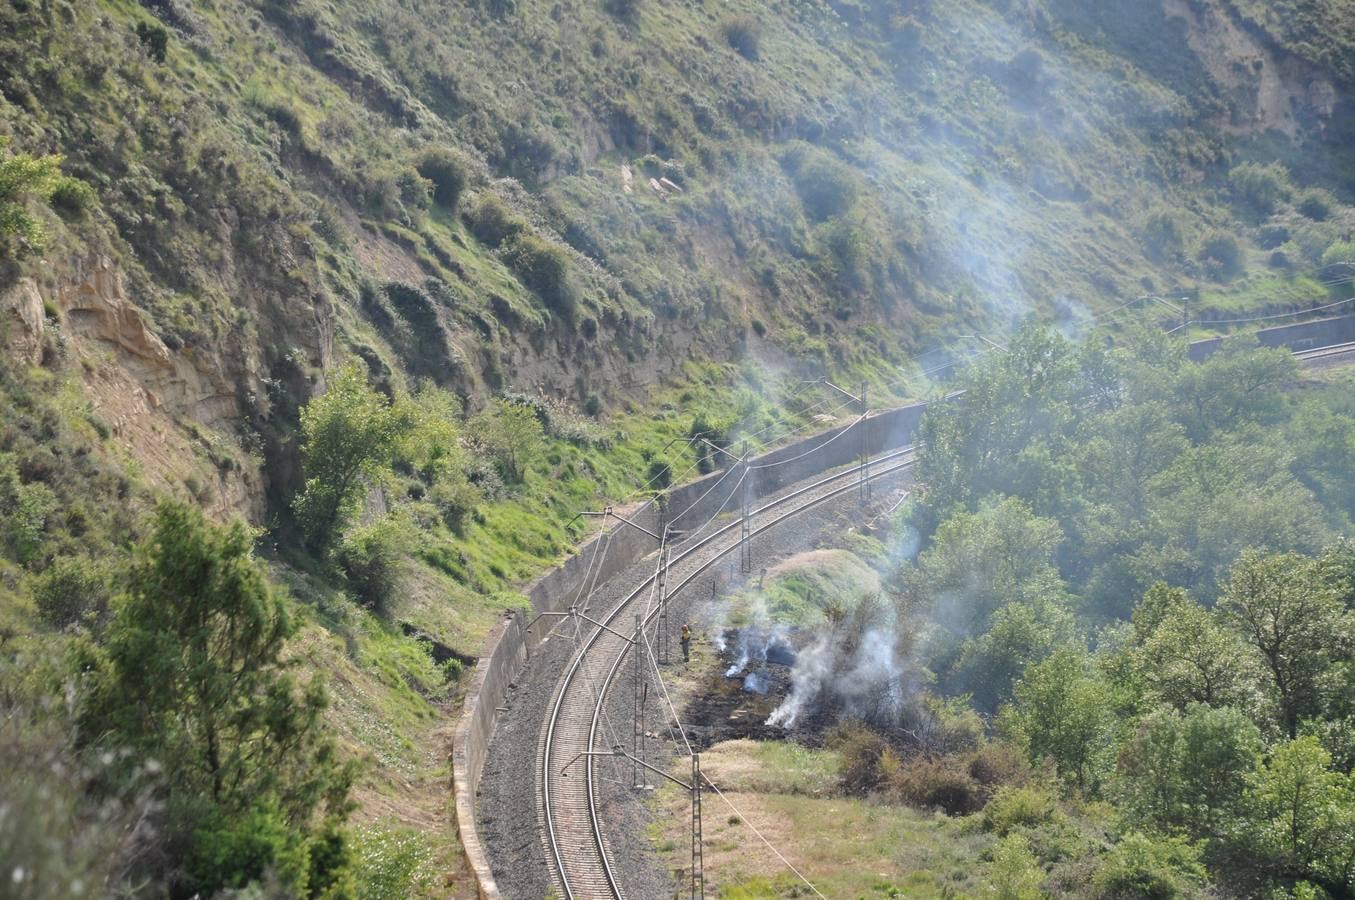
646,459,672,489
33,554,110,628
76,502,353,895
1198,230,1244,280
721,14,762,60
1228,161,1291,219
1296,187,1334,221
1321,239,1355,270
294,363,411,551
979,784,1063,837
471,398,545,483
501,232,575,316
1090,833,1207,899
882,752,983,814
415,147,469,211
467,194,524,247
0,136,62,256
48,175,96,219
337,518,409,617
827,720,889,795
1141,206,1185,262
785,145,859,222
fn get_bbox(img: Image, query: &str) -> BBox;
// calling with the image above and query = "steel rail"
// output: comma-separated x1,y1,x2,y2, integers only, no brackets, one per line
1295,340,1355,361
541,444,917,899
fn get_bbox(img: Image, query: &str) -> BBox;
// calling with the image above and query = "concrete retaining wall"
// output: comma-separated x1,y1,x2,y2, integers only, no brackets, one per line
1188,312,1355,361
450,400,928,896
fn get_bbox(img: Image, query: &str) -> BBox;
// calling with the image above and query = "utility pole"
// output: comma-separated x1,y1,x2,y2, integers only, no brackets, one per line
691,754,705,900
657,538,671,664
858,380,871,506
739,440,752,574
633,613,643,788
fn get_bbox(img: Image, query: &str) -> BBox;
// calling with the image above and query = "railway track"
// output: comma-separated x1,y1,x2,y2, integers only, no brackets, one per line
539,443,918,899
1295,340,1355,363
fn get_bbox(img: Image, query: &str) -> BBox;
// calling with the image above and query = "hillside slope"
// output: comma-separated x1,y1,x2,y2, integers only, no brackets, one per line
1,0,1354,894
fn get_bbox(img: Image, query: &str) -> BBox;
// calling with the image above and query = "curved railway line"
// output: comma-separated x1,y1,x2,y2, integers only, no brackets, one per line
540,442,918,899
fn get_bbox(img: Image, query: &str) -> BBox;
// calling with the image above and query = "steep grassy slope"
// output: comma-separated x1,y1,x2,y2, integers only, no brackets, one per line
2,0,1355,893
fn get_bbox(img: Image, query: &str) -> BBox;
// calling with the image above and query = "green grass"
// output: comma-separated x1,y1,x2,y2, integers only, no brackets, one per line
649,740,994,898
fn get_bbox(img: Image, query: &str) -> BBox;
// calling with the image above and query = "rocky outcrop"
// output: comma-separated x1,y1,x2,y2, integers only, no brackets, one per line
3,255,267,522
1,278,46,365
1164,0,1336,136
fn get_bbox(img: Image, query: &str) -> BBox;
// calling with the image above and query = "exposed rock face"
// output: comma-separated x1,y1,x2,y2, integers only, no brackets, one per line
1164,0,1337,137
1,278,46,366
2,256,271,522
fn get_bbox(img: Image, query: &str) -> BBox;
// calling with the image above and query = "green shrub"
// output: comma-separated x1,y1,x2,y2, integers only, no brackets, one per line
1228,161,1291,218
337,518,408,618
979,784,1062,836
786,146,859,222
1257,223,1291,249
49,176,96,219
186,803,299,894
989,833,1044,900
1295,187,1334,222
415,148,469,211
814,217,870,290
604,0,641,21
645,459,672,489
721,15,762,60
1091,832,1206,899
1141,207,1185,262
827,720,889,795
135,21,168,63
471,399,545,483
9,480,56,564
467,195,524,247
76,502,353,895
0,136,62,256
427,476,479,532
502,233,575,316
1321,240,1355,270
1199,230,1244,281
33,555,110,628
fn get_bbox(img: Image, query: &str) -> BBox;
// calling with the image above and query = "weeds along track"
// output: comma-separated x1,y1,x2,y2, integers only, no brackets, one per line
539,445,917,899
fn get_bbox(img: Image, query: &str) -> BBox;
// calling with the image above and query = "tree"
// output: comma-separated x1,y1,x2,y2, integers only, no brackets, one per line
77,502,352,894
471,398,544,483
1244,736,1355,895
294,362,412,551
1137,599,1258,711
957,597,1076,712
1168,342,1298,442
910,496,1068,642
1220,551,1346,739
1116,704,1261,840
1005,647,1116,793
